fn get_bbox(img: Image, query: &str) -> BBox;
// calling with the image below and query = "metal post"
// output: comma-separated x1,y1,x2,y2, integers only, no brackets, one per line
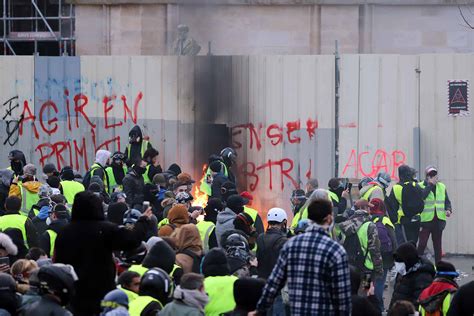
31,0,57,40
334,40,341,178
3,0,6,55
34,0,38,54
59,0,62,55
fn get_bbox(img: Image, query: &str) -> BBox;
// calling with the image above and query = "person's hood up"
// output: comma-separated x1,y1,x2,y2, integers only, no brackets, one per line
0,169,13,187
0,233,18,256
95,150,111,167
398,165,415,182
339,210,371,236
22,181,42,194
167,204,189,225
142,240,176,274
217,208,237,226
48,219,69,233
129,125,143,139
202,248,230,277
176,224,203,253
394,242,420,269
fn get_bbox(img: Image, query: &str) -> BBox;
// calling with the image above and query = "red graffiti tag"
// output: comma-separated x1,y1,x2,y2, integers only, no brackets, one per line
341,149,407,180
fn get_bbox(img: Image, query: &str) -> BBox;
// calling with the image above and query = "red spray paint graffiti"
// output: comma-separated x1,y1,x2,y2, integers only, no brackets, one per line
341,149,407,180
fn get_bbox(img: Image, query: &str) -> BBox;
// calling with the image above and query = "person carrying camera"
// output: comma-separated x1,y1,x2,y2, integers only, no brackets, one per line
417,166,452,263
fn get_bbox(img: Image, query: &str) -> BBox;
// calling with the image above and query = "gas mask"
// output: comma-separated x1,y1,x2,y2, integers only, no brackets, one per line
129,134,141,144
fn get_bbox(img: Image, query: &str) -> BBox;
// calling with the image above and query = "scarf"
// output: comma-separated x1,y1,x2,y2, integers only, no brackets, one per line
173,286,209,312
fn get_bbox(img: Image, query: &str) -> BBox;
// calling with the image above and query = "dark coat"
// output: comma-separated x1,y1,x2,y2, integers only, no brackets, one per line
256,228,287,279
123,169,145,209
38,219,68,257
390,258,435,308
210,173,228,200
20,296,72,316
448,281,474,316
54,195,151,315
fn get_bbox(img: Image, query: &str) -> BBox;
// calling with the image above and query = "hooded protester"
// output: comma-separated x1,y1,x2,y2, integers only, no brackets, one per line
196,198,222,253
0,273,20,315
142,238,183,285
158,204,189,237
9,164,42,217
221,230,255,278
160,273,209,316
39,204,70,258
220,181,238,203
418,261,459,316
54,191,154,315
327,177,349,215
85,150,112,194
125,125,152,168
229,278,266,316
233,212,257,250
220,147,237,185
100,288,130,316
108,192,129,225
0,168,13,215
0,195,38,249
123,160,147,210
202,249,238,316
290,189,307,217
339,202,383,280
8,150,27,177
175,224,203,274
105,152,128,193
389,242,435,309
142,148,162,185
215,194,246,247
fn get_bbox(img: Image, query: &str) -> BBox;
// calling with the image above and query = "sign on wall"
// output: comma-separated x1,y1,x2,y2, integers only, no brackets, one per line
448,80,469,116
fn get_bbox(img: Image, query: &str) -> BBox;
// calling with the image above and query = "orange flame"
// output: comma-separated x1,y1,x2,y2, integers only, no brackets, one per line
192,164,209,208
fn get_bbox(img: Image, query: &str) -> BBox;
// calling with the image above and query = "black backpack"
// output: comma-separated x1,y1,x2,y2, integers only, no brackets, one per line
178,249,203,274
401,181,424,218
343,223,369,270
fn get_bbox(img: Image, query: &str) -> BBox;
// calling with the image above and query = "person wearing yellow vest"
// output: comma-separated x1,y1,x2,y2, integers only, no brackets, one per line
100,288,131,315
117,270,141,303
418,261,459,316
128,268,172,316
339,200,383,280
360,172,392,202
417,166,452,264
7,150,27,177
197,198,222,252
87,150,112,194
203,159,228,199
39,204,69,258
59,166,85,206
105,152,128,192
328,178,351,215
369,198,398,312
0,196,38,248
240,191,264,235
142,148,162,185
291,188,330,230
220,147,238,186
202,248,238,316
8,164,42,217
386,164,425,245
125,125,152,168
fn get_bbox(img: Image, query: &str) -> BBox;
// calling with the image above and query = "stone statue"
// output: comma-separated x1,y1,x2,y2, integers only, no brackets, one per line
173,24,201,56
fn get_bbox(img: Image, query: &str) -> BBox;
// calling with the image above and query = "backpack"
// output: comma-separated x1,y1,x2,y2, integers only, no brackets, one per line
374,220,392,253
82,170,93,190
343,225,369,270
178,249,203,274
401,181,424,218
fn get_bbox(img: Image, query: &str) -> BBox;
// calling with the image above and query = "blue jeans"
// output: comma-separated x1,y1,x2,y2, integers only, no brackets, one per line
374,269,388,312
269,294,286,316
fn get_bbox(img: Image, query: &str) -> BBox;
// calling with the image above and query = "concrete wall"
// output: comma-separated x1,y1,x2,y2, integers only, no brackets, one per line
74,3,474,56
2,54,474,253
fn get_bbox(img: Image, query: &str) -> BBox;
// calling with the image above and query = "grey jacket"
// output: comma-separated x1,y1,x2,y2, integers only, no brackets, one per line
215,208,236,247
159,301,204,316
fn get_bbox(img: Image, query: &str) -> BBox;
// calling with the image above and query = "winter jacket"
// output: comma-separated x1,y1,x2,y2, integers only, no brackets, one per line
8,180,42,207
447,280,474,316
0,169,13,215
339,210,383,277
215,208,236,247
0,210,38,249
54,200,152,315
390,258,435,308
158,205,189,237
125,125,152,167
418,277,458,315
159,300,204,316
123,169,145,209
19,296,72,316
175,224,203,274
360,184,385,201
351,295,381,316
210,173,227,200
38,219,68,257
256,228,287,279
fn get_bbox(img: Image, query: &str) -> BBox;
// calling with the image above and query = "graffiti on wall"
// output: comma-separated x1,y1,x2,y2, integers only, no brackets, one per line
231,119,319,192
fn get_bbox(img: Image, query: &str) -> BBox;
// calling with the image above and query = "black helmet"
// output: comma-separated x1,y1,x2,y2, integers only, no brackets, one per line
0,273,16,292
140,268,173,304
220,147,237,165
37,264,76,306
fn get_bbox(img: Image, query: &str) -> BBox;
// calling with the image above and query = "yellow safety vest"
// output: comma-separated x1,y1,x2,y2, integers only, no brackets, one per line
46,229,57,258
356,221,373,271
18,183,40,216
243,206,258,223
204,275,238,316
419,182,447,222
128,295,162,316
125,140,150,162
128,264,148,276
291,189,335,229
361,185,381,201
419,292,452,316
118,286,138,303
200,163,228,196
0,214,28,248
142,165,152,184
90,163,110,194
328,191,340,204
105,166,128,191
60,180,85,206
373,216,395,229
393,182,411,224
157,218,169,229
196,221,215,253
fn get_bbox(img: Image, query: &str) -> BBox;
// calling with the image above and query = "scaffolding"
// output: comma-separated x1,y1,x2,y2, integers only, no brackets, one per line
0,0,75,56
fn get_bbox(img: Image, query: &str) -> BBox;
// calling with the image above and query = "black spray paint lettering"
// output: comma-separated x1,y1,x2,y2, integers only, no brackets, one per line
2,96,23,146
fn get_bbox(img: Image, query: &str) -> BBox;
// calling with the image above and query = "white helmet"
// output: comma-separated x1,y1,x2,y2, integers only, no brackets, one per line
267,208,288,223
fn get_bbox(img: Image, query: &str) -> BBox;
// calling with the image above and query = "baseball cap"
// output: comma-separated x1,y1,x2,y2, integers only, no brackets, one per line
240,191,253,202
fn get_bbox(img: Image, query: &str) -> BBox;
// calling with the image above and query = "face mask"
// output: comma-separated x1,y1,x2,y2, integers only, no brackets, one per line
394,262,406,276
46,217,52,226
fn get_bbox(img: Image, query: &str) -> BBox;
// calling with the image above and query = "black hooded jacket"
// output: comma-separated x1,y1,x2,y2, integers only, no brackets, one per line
9,150,27,176
125,125,152,167
54,191,152,315
39,219,68,257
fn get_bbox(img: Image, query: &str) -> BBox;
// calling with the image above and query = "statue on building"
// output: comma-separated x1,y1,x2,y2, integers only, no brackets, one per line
173,24,201,56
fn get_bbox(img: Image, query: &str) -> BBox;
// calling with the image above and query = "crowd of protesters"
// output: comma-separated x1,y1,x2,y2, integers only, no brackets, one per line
0,124,471,316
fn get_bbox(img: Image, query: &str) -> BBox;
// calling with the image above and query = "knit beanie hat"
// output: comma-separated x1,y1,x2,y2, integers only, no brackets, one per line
202,248,230,277
142,240,176,274
233,278,266,311
394,242,419,269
